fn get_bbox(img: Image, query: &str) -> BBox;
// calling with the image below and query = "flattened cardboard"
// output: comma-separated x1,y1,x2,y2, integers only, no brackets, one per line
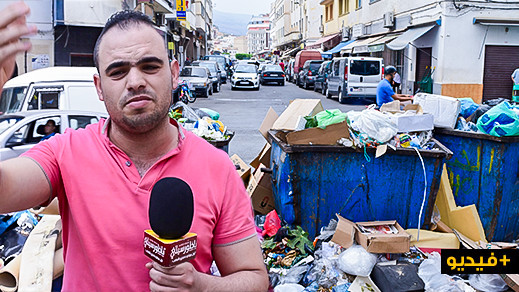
271,99,323,131
501,274,519,292
406,229,460,249
259,107,279,142
285,120,349,145
331,215,411,254
247,164,275,215
250,143,271,169
230,154,251,186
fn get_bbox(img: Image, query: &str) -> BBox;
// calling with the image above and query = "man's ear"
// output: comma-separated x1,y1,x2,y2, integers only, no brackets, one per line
170,59,179,90
93,74,104,101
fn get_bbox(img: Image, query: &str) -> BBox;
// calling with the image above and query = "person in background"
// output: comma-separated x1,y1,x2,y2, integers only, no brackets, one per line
392,71,401,93
40,119,57,141
511,67,519,85
279,60,285,72
0,3,268,292
376,66,413,107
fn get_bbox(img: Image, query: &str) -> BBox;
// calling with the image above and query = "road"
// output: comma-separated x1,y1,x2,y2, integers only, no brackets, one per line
193,81,366,163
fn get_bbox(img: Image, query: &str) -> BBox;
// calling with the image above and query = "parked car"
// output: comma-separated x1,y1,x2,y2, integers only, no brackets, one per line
294,50,322,86
298,60,324,89
286,59,295,82
0,110,107,161
0,67,106,115
200,55,230,83
314,60,333,95
259,65,285,86
326,57,384,103
191,61,221,93
179,66,212,97
230,64,260,90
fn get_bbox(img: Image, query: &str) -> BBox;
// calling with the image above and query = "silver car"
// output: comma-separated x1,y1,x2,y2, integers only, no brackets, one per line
0,110,107,161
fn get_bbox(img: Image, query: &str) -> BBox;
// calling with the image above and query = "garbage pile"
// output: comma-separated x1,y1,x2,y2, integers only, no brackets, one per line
169,101,233,143
455,97,519,137
256,210,516,292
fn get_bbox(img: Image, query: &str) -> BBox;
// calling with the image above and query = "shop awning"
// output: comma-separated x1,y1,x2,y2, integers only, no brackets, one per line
323,40,354,55
341,36,383,54
306,33,341,49
367,34,400,52
281,47,301,58
387,25,436,51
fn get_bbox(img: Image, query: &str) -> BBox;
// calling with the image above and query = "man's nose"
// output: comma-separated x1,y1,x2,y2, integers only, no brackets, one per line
126,68,146,91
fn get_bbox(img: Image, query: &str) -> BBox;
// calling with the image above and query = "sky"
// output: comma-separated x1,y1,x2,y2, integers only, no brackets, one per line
213,0,271,15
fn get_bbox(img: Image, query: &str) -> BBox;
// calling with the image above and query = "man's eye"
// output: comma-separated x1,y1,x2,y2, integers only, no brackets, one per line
109,70,125,77
143,65,160,71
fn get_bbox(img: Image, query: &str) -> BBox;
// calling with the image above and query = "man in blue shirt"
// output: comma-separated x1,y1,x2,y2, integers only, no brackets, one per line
40,119,57,141
376,66,412,107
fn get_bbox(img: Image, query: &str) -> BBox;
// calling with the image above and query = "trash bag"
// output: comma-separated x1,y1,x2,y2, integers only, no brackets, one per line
484,98,509,107
314,110,347,128
198,108,220,120
418,252,474,292
337,245,377,277
459,98,479,119
347,109,398,144
274,283,305,292
263,210,282,237
476,101,519,137
279,265,310,286
0,211,38,262
468,274,508,292
468,104,491,123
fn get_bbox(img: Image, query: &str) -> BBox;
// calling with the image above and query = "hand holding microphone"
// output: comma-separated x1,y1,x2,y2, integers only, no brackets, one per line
144,177,201,291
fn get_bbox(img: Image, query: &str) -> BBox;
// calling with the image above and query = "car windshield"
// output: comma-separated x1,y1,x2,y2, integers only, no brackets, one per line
180,68,207,77
0,116,22,135
235,65,257,73
265,65,282,71
309,63,323,70
202,56,226,68
0,86,27,114
350,60,380,75
198,63,216,73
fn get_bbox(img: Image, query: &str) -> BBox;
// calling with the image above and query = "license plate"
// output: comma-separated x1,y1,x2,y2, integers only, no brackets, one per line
351,88,362,92
271,74,278,77
238,81,248,85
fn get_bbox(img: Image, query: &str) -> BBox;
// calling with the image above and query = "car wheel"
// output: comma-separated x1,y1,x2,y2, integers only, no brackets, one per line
280,81,285,86
231,85,235,91
304,80,308,90
338,88,346,104
255,85,260,91
314,83,318,92
322,84,327,95
326,87,332,99
217,82,221,92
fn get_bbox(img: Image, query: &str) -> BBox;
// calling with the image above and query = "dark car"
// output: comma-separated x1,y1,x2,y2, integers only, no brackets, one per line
179,66,212,97
259,65,285,86
191,60,221,93
298,60,324,89
314,60,332,95
200,55,230,83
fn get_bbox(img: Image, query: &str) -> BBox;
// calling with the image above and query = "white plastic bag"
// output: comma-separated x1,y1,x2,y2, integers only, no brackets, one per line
347,109,398,143
337,245,377,277
468,274,508,292
274,283,305,292
418,252,475,292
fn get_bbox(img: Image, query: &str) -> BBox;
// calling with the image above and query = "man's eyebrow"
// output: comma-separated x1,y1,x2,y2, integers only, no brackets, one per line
105,61,130,75
136,57,164,66
104,57,164,74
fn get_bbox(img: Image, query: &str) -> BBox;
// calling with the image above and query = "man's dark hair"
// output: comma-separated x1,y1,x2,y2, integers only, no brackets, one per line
93,10,155,71
46,119,56,127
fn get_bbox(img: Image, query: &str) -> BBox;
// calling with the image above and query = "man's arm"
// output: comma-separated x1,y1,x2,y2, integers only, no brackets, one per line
0,157,52,213
147,236,269,292
392,93,413,102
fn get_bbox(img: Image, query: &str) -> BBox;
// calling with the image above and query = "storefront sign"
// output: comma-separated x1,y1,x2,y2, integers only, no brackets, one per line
176,0,186,21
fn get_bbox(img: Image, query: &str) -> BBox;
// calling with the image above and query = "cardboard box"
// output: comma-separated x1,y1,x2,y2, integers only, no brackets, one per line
250,143,271,169
259,107,279,142
501,274,519,292
331,214,411,253
230,154,251,186
387,112,434,133
285,120,350,145
246,164,275,215
413,93,461,129
271,99,324,131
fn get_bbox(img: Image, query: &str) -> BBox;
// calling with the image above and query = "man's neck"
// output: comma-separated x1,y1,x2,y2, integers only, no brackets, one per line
385,76,392,82
108,119,179,176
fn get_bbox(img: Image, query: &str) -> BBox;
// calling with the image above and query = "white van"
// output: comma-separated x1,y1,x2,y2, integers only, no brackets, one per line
0,67,106,114
326,57,384,104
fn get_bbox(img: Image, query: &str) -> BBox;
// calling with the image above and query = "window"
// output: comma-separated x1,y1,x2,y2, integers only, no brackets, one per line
356,0,362,9
333,61,340,76
0,86,26,114
69,115,99,130
28,88,62,110
325,4,334,22
339,0,349,15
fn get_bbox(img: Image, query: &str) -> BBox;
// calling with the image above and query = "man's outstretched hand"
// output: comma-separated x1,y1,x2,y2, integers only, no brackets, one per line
0,1,37,89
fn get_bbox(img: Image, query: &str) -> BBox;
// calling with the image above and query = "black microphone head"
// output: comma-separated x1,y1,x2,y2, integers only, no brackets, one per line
149,177,194,239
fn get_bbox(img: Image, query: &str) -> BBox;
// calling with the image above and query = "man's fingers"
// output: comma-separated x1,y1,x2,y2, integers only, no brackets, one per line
0,2,30,29
0,23,37,47
149,268,182,288
0,40,31,63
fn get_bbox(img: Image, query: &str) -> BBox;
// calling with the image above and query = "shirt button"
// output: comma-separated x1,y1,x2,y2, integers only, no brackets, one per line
125,161,131,167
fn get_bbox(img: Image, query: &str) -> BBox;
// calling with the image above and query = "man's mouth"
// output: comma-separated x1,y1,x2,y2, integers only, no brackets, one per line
126,95,153,109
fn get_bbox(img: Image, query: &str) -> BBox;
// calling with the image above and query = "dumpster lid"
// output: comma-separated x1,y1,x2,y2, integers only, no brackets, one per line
268,130,453,159
434,128,519,143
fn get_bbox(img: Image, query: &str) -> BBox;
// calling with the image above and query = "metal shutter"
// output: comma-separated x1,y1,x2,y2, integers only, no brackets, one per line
483,45,519,102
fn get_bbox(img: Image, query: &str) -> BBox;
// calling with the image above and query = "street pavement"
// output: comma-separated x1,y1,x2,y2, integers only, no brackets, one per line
193,81,366,163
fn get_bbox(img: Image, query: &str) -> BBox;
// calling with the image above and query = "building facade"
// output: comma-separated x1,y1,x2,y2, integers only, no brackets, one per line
332,0,519,102
247,14,271,55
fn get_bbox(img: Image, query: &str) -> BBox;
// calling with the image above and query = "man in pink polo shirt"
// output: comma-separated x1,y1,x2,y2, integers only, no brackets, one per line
0,3,268,292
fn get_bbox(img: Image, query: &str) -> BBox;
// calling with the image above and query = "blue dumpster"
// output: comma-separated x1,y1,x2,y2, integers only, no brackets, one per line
435,128,519,241
268,130,452,239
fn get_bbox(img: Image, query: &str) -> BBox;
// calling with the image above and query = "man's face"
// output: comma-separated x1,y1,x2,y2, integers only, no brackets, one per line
44,121,55,135
94,23,179,134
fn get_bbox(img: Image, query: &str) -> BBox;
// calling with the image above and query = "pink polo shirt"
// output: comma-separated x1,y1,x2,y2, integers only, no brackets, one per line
22,119,256,292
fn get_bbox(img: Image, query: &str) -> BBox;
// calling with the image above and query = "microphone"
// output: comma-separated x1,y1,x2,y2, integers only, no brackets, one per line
143,177,197,267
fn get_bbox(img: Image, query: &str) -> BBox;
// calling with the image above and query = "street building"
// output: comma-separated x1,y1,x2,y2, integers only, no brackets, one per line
247,14,271,55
